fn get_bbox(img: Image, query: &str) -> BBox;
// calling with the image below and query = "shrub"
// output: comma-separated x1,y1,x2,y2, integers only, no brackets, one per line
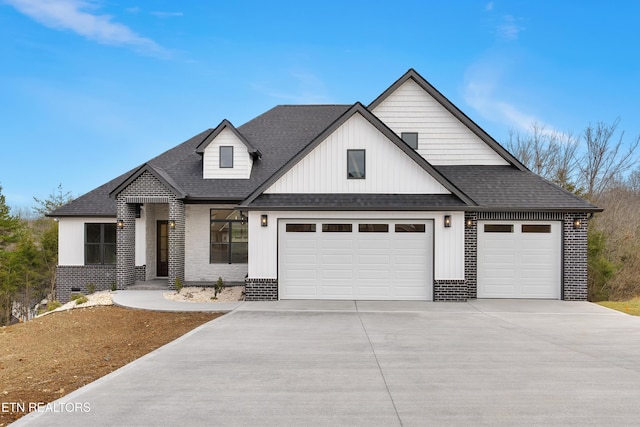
175,277,183,293
86,283,96,294
110,282,117,291
213,276,225,299
46,300,62,312
71,293,88,305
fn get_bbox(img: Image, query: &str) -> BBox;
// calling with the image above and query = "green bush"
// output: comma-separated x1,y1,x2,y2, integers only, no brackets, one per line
46,300,62,312
86,283,96,294
587,229,616,301
213,276,225,299
110,282,117,291
71,293,89,305
175,277,183,293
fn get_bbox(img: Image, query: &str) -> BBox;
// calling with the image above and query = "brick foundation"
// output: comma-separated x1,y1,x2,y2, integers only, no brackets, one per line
433,279,468,302
244,278,278,301
56,265,146,303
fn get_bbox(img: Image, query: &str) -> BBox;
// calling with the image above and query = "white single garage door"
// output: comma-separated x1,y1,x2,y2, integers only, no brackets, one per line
477,221,561,299
279,220,433,300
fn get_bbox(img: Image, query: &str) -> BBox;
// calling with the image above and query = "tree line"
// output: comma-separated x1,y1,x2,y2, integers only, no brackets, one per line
0,185,72,325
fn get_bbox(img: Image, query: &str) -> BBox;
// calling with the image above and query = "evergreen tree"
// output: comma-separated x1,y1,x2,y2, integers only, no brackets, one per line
0,184,24,325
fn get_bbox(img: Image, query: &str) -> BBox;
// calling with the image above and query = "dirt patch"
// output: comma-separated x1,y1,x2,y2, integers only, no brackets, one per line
0,306,221,425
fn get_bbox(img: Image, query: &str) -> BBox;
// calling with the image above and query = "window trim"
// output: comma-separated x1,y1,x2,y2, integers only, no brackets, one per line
322,223,353,233
522,224,552,233
286,224,316,233
347,149,366,179
358,224,389,233
401,132,419,149
395,224,426,233
84,223,116,265
484,224,514,233
219,146,234,168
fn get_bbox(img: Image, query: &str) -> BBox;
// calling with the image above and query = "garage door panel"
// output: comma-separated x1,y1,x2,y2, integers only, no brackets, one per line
358,286,391,297
321,285,353,297
279,220,433,300
357,239,390,249
478,221,560,299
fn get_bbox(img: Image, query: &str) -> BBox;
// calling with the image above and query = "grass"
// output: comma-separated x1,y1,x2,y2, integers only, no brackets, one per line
597,298,640,316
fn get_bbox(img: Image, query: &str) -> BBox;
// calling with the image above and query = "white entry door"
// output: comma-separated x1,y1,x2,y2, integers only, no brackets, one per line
279,220,433,300
477,221,561,299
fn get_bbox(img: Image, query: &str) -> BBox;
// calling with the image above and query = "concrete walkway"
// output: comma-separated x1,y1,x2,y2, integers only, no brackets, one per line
13,298,640,426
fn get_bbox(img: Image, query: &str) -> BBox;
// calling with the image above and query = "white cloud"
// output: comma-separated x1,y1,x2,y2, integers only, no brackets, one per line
150,11,183,18
4,0,167,56
497,15,524,41
251,69,330,104
463,60,570,141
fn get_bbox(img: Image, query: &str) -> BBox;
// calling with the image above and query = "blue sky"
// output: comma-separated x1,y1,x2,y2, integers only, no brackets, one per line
1,0,639,210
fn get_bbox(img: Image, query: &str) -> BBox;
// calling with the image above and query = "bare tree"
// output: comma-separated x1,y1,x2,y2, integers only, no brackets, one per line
507,123,580,192
579,118,640,200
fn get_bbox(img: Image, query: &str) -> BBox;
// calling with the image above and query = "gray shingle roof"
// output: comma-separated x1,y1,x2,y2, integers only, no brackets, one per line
247,194,467,210
51,105,350,216
49,100,599,217
435,165,601,212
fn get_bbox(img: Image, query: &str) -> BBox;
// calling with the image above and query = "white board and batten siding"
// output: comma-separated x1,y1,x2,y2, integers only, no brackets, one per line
247,211,465,284
372,79,509,166
202,128,253,179
265,113,450,194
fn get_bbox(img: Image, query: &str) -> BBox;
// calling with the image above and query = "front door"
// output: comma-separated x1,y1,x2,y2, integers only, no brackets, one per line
157,221,168,277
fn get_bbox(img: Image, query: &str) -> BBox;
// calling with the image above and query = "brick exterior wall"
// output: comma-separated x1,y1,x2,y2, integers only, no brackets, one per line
245,278,278,301
56,265,146,303
433,279,468,302
563,213,589,300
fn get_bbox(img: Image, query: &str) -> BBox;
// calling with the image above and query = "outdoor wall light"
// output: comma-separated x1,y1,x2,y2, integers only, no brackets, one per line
116,219,124,229
444,215,451,228
168,220,176,230
465,218,473,228
261,214,268,227
573,218,582,229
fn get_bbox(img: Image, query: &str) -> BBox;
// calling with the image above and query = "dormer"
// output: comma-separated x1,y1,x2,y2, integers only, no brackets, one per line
196,120,261,179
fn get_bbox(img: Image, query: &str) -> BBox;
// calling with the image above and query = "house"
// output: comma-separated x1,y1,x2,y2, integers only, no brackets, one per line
50,69,600,303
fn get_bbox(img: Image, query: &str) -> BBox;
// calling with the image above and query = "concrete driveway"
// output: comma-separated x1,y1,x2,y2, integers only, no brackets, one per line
14,300,640,426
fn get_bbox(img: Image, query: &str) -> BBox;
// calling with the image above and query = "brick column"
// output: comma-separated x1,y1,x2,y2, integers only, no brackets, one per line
464,211,478,299
168,199,185,289
116,198,136,290
563,213,589,300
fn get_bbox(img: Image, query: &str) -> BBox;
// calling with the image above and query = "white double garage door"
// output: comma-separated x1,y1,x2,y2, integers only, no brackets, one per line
278,219,562,300
279,220,433,300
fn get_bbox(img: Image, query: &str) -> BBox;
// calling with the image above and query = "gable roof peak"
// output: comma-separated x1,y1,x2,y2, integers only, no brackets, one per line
195,119,261,158
369,68,527,171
